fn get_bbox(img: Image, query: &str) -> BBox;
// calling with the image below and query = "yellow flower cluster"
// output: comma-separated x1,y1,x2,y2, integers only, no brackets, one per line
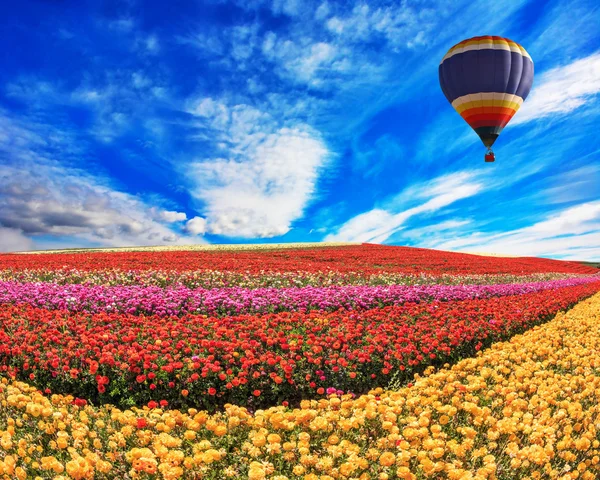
1,292,600,479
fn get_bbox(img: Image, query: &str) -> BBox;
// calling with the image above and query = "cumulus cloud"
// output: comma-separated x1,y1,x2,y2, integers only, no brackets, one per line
514,52,600,124
0,226,36,253
0,163,191,246
0,112,201,248
186,98,330,238
150,209,187,223
185,216,207,236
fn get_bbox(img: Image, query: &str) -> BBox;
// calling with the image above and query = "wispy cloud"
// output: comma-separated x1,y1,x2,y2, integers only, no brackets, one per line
524,0,600,69
105,17,135,33
426,201,600,260
7,67,170,144
325,172,483,243
320,3,434,49
528,164,600,206
514,52,600,125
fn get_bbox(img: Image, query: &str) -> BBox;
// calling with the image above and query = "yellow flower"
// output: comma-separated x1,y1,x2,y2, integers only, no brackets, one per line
292,465,305,475
379,452,395,467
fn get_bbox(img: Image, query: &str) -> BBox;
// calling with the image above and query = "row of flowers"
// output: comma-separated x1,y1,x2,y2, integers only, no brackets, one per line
1,291,600,479
1,275,598,317
2,281,599,412
0,268,579,289
2,244,596,275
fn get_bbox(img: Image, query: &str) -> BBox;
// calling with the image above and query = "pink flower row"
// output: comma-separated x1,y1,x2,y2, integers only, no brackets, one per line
0,275,598,317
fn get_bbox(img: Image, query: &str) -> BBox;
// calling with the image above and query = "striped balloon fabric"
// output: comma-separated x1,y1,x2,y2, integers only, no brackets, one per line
439,36,534,150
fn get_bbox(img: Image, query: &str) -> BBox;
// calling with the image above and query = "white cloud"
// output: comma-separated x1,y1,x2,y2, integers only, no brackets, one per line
0,162,196,247
271,0,301,17
189,98,230,128
318,2,434,49
260,35,343,86
325,172,482,243
0,112,200,248
0,226,36,253
178,0,535,143
514,52,600,124
408,219,472,235
132,72,151,89
187,104,329,237
326,17,345,34
522,202,600,237
297,43,336,82
185,216,207,236
186,96,330,238
8,69,169,144
324,209,396,244
6,79,58,102
142,35,159,54
155,209,187,223
536,164,600,205
429,201,600,260
525,1,600,67
315,1,330,20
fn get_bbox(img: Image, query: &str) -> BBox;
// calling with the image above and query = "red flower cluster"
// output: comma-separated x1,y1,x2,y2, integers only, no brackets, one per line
0,244,596,275
1,281,598,410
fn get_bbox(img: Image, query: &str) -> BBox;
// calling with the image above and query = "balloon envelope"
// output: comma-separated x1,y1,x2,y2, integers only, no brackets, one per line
439,36,534,148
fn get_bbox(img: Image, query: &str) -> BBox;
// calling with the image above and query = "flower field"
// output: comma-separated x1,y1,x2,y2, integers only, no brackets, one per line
0,243,599,479
2,244,596,275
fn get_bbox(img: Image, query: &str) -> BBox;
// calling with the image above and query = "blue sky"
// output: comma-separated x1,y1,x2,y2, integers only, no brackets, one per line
0,0,599,260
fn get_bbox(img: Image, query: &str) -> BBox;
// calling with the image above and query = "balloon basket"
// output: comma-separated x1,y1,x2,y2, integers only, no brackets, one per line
485,151,495,163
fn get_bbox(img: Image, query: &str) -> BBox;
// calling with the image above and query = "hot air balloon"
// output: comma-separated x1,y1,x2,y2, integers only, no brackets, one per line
439,36,534,162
